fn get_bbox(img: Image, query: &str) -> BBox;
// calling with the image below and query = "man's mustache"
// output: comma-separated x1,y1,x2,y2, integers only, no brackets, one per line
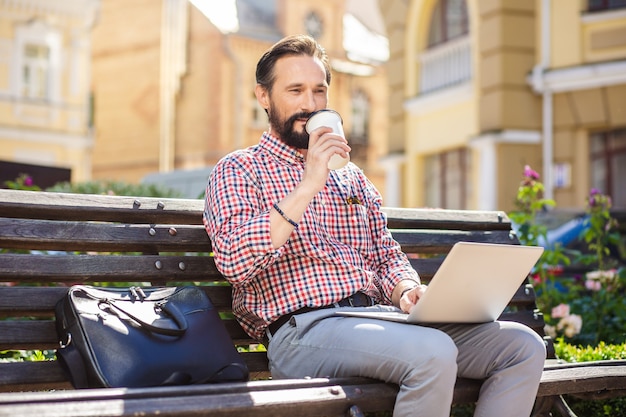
286,112,313,130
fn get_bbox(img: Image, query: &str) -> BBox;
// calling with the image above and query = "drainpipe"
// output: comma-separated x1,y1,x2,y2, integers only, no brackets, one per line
542,90,553,200
160,0,173,172
160,0,188,172
533,0,553,200
222,34,243,151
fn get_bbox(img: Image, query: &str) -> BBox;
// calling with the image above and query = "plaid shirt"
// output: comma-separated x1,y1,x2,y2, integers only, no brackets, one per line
203,132,419,340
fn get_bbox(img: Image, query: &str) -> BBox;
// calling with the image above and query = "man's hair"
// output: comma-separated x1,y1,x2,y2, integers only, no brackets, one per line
256,34,331,93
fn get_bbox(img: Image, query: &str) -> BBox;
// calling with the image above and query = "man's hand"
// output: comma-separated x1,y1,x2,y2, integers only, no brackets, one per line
302,126,350,191
399,284,427,313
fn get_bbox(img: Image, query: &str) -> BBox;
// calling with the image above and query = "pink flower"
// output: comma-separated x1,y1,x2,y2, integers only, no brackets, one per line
531,273,542,285
24,176,33,186
551,303,570,319
585,279,602,291
547,265,564,275
557,314,583,338
544,324,556,339
523,165,540,180
586,269,616,286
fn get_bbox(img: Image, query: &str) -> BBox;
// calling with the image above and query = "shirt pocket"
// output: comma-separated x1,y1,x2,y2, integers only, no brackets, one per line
330,202,372,250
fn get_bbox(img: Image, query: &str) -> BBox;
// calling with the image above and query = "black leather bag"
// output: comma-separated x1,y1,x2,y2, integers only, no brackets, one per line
55,285,249,388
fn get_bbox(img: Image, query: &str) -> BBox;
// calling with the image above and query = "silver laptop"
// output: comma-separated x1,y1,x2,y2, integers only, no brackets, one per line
336,242,544,324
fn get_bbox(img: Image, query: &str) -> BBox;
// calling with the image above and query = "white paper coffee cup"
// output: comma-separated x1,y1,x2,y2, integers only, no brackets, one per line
305,109,350,170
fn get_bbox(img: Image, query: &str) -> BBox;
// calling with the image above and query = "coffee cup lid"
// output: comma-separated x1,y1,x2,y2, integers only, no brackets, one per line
305,109,343,134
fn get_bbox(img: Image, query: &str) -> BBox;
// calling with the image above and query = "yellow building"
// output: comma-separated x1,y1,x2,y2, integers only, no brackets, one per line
0,0,99,187
90,0,390,198
378,0,626,211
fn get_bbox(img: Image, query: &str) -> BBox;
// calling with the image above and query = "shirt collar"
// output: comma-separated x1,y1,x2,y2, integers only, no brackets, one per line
261,132,305,166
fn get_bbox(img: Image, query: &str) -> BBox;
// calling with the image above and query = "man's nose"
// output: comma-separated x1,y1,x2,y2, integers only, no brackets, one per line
300,90,316,112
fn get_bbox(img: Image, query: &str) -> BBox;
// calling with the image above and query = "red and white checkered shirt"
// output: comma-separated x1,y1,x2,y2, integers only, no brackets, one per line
203,132,419,340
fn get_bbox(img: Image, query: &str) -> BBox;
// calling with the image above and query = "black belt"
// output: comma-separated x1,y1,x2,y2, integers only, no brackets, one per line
267,292,374,337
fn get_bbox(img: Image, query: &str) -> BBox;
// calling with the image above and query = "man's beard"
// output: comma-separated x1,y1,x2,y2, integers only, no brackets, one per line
268,108,311,149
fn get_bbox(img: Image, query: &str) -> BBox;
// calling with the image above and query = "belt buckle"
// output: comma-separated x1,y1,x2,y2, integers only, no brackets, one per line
348,292,372,307
348,295,356,307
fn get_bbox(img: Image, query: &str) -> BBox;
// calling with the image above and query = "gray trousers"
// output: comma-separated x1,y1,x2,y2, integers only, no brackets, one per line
267,306,546,417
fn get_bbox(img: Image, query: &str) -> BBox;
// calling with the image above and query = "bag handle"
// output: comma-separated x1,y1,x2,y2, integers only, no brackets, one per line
102,299,188,337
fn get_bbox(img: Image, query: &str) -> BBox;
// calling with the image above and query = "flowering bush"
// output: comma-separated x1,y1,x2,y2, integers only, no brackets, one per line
509,166,626,345
509,165,555,246
509,166,574,339
545,303,582,339
3,174,41,191
572,189,626,345
579,188,624,271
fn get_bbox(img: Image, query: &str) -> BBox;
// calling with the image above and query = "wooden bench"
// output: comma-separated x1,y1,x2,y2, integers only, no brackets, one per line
1,188,625,417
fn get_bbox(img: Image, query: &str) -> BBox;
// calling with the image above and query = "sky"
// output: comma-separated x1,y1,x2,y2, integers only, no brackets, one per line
189,0,239,33
187,0,388,63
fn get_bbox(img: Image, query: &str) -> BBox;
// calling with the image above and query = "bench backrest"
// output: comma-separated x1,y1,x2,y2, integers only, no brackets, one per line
0,189,551,392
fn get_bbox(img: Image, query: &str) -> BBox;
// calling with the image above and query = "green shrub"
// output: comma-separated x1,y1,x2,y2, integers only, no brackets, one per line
555,338,626,362
46,179,182,198
554,339,626,416
3,173,41,191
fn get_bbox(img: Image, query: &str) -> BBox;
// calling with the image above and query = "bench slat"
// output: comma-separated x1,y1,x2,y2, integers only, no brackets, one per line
0,378,398,417
384,207,511,231
0,217,512,254
0,284,541,315
0,286,235,316
0,353,270,392
392,229,517,253
0,218,211,252
0,377,383,401
0,361,71,393
0,319,256,350
0,254,220,283
0,310,544,350
0,321,57,350
539,363,626,397
0,221,514,255
0,319,256,347
0,190,205,225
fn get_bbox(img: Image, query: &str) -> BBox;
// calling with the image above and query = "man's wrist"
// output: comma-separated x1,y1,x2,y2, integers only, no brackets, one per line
393,280,419,307
400,285,417,299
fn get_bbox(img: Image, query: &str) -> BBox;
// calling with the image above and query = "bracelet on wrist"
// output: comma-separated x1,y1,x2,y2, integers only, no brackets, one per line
400,285,418,298
273,203,299,229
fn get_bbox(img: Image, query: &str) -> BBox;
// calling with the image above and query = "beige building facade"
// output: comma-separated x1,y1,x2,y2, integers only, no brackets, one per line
378,0,626,211
0,0,99,186
0,0,389,198
90,0,390,198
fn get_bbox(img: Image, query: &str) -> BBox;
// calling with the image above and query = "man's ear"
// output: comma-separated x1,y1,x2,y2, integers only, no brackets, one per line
255,84,269,110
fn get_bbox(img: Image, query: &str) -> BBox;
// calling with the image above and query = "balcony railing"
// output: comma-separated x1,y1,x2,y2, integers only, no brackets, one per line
0,93,88,129
419,35,472,95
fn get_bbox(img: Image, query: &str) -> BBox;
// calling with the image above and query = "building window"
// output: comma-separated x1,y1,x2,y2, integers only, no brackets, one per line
424,148,470,210
427,0,469,48
588,0,626,12
349,90,370,163
22,43,50,99
251,92,267,128
13,21,61,103
304,11,324,39
351,91,368,139
590,129,626,208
